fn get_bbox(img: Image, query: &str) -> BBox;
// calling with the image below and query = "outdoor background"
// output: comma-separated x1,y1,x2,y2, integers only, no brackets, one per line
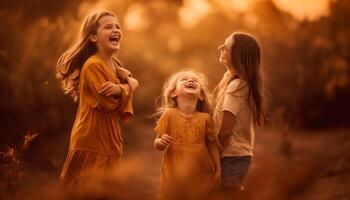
1,0,350,199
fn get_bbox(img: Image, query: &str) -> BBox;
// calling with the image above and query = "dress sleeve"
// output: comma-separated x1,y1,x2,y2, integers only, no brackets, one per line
82,62,131,112
222,80,245,115
154,111,170,138
118,86,134,122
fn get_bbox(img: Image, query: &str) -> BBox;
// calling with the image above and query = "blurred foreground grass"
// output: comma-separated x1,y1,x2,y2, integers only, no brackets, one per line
2,121,350,200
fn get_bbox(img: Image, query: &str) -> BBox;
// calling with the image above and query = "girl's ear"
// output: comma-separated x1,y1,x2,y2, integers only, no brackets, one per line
89,34,98,43
170,91,177,98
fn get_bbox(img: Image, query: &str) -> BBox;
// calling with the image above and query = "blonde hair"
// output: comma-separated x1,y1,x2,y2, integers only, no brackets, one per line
56,11,118,101
155,70,212,117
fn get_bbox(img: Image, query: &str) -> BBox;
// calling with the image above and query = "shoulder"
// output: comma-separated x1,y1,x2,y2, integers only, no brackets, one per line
226,79,241,93
159,108,177,120
226,79,247,94
81,55,104,73
164,108,177,116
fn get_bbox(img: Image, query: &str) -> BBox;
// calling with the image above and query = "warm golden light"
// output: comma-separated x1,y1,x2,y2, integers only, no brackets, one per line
272,0,332,20
1,0,349,199
124,4,150,31
178,0,212,28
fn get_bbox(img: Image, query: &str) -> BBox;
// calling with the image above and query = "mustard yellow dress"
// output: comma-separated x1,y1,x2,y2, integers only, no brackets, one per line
59,54,133,191
155,108,217,200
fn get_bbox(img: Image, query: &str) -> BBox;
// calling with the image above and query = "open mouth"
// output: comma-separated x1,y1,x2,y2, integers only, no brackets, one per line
109,35,120,44
185,82,197,89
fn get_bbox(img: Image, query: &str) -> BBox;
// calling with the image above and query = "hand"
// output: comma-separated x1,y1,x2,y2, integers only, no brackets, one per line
127,77,139,91
155,134,172,150
117,67,132,81
159,134,172,147
99,82,122,97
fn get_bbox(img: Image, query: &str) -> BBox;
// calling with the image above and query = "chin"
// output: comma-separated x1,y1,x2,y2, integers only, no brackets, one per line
184,90,200,96
219,61,226,66
110,45,120,51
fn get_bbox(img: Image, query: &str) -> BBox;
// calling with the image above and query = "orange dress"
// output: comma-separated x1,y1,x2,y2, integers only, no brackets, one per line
155,108,217,200
59,54,133,192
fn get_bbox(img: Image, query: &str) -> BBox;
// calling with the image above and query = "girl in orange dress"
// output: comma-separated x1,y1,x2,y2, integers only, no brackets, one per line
56,11,139,197
154,71,221,200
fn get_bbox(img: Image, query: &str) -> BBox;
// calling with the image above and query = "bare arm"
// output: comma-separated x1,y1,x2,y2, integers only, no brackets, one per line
219,111,237,147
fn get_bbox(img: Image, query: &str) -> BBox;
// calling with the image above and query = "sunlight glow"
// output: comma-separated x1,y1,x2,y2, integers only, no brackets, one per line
124,4,150,31
272,0,333,21
178,0,212,29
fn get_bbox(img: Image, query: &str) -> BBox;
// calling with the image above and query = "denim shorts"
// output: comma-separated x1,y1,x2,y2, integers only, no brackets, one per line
220,156,252,189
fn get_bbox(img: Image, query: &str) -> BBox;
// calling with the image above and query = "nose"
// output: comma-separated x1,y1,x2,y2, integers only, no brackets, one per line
187,79,196,83
113,27,121,33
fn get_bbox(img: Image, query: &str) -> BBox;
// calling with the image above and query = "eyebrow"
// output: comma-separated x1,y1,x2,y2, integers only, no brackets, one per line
181,75,197,80
103,22,120,27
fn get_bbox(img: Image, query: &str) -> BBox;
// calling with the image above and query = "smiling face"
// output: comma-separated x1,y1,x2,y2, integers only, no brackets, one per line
218,34,234,71
173,72,202,98
90,15,122,55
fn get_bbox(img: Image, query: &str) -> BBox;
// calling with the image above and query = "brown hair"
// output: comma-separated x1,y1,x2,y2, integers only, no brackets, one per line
216,32,265,126
56,11,117,101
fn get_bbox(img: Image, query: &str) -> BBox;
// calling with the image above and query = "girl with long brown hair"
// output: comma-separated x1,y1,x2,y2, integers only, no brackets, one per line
56,10,138,197
213,32,265,197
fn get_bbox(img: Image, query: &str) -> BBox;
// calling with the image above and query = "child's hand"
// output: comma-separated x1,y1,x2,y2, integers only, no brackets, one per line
127,77,139,91
117,67,131,81
154,134,172,151
99,82,121,97
160,134,172,146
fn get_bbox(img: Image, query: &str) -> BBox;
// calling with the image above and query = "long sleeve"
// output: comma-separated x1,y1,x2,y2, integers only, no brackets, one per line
154,110,170,138
81,62,131,112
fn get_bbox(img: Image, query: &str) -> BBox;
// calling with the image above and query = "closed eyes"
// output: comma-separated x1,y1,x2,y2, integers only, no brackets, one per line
104,24,121,30
181,78,198,82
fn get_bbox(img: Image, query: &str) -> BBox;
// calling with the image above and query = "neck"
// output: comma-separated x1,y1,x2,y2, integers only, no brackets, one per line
96,48,114,65
177,95,198,116
226,68,236,76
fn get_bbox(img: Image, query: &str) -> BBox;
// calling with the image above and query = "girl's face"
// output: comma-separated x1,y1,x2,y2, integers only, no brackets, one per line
91,15,122,54
174,72,202,98
218,34,234,70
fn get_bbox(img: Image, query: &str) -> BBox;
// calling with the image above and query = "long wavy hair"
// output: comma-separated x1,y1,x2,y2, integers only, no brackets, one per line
155,70,213,118
56,11,117,101
215,32,266,127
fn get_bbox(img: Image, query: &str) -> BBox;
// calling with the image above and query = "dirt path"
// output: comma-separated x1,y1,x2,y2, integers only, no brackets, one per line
14,122,350,200
123,123,350,200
